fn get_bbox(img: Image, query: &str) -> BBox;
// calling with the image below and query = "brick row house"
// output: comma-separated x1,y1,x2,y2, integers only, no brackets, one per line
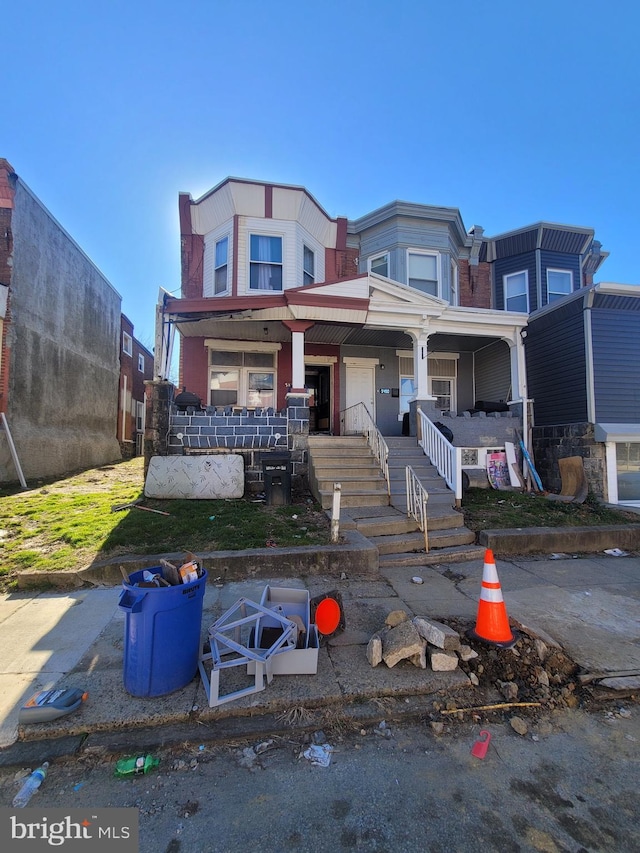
118,315,154,458
154,176,640,506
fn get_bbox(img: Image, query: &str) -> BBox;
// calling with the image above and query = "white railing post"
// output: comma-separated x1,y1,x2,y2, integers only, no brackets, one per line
331,482,342,543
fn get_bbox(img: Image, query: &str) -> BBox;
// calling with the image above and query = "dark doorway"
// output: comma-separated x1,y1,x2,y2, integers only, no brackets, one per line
305,365,331,433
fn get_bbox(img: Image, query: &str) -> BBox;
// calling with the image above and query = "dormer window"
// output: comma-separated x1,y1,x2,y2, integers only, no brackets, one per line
303,245,315,285
250,235,283,291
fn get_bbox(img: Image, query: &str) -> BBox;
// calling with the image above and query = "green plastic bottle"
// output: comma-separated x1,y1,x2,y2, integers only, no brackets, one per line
114,755,159,778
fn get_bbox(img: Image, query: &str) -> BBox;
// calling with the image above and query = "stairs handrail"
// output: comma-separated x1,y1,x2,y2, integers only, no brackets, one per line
405,465,429,552
340,403,390,495
416,407,463,505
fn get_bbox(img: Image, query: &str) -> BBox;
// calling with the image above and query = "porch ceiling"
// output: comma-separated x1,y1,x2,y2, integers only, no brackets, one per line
173,315,502,353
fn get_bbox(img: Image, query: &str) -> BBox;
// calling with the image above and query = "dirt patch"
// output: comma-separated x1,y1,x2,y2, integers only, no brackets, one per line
431,618,597,726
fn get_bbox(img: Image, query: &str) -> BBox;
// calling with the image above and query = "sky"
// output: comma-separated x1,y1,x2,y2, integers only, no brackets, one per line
5,0,640,354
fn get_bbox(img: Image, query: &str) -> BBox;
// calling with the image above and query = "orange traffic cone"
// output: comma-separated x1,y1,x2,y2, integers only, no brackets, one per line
467,549,517,648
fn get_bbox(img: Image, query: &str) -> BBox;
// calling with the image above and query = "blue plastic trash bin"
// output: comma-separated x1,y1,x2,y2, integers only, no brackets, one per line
118,566,207,697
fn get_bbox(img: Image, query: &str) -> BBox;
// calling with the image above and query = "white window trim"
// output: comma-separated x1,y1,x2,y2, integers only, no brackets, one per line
368,252,391,277
206,340,280,408
137,353,145,373
546,267,573,301
122,332,133,356
209,364,277,409
504,270,530,312
406,248,441,297
248,232,284,293
450,259,459,306
214,235,230,295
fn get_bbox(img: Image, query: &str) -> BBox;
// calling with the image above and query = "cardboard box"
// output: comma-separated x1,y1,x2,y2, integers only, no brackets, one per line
247,586,319,675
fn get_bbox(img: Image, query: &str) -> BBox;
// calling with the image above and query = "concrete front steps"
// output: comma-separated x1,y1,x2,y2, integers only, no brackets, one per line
308,436,390,509
309,434,481,566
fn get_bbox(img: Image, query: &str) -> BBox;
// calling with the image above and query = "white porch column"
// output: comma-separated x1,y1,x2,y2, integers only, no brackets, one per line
408,330,433,399
509,333,528,402
283,320,314,392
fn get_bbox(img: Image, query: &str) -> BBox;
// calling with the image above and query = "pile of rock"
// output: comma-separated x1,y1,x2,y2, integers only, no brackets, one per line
366,610,477,672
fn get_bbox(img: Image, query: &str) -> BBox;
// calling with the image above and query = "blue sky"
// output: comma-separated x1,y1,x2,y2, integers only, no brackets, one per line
5,0,639,351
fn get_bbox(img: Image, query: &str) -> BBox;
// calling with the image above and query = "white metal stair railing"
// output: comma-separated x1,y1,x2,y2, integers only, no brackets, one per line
416,406,463,506
339,403,390,495
405,465,429,552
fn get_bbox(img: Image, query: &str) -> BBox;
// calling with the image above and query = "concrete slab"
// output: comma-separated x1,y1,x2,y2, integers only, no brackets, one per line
0,590,119,747
506,586,640,672
379,566,478,619
509,557,640,589
329,644,471,698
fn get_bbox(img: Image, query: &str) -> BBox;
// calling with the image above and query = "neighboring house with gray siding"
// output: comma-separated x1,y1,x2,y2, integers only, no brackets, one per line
525,282,640,507
0,158,122,484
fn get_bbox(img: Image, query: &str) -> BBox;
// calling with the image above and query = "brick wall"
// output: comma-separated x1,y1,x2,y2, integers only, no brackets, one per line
459,259,492,308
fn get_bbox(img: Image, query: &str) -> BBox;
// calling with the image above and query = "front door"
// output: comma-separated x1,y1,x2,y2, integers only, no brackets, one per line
345,365,376,423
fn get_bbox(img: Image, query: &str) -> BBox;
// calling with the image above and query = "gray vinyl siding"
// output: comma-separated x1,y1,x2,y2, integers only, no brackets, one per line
357,217,455,300
540,250,581,308
525,300,587,425
591,308,640,423
494,252,536,312
474,341,512,404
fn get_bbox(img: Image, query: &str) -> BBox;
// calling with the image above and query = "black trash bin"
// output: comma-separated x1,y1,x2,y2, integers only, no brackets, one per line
261,451,292,505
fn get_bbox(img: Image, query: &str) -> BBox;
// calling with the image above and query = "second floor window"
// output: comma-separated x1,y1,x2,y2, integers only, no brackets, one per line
137,354,145,373
408,251,438,296
122,332,133,356
214,237,229,294
369,253,390,277
250,235,283,291
303,245,315,285
504,270,529,312
547,268,572,303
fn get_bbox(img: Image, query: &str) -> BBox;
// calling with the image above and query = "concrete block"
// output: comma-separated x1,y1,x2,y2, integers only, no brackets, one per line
382,621,424,668
429,649,459,671
413,617,461,651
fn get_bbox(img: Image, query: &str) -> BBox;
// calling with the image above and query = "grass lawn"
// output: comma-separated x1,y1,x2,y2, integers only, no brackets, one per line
0,458,331,583
461,487,640,532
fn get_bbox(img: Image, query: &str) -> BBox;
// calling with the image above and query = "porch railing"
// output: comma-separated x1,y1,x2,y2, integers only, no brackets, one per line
416,406,463,506
340,403,390,495
406,465,429,552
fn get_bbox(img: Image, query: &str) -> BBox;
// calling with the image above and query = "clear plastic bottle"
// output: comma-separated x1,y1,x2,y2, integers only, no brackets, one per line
12,762,49,808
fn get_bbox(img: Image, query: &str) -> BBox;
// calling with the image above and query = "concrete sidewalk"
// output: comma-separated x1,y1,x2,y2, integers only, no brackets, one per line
1,551,639,764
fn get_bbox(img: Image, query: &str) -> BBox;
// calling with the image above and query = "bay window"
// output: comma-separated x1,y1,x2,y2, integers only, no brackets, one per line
408,251,439,296
547,268,572,303
504,270,529,312
250,234,283,291
303,245,315,285
214,237,229,294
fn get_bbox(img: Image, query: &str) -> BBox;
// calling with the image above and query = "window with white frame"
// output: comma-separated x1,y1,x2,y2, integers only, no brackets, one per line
303,245,315,286
504,270,529,312
137,353,145,373
214,236,229,294
398,355,415,414
547,268,573,303
369,252,390,278
135,400,145,432
122,332,133,356
428,356,457,412
250,234,283,291
209,349,276,408
408,250,439,296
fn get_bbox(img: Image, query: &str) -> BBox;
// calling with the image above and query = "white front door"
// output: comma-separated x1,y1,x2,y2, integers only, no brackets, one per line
345,366,376,420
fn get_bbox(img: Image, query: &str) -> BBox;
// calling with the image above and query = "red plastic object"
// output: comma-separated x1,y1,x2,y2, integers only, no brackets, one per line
471,730,491,759
314,597,342,635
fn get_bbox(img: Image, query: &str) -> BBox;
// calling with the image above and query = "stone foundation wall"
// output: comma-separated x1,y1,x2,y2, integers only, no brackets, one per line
532,422,606,499
144,381,310,494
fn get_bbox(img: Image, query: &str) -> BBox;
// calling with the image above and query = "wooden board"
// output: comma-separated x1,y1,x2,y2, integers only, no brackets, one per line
504,441,523,488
